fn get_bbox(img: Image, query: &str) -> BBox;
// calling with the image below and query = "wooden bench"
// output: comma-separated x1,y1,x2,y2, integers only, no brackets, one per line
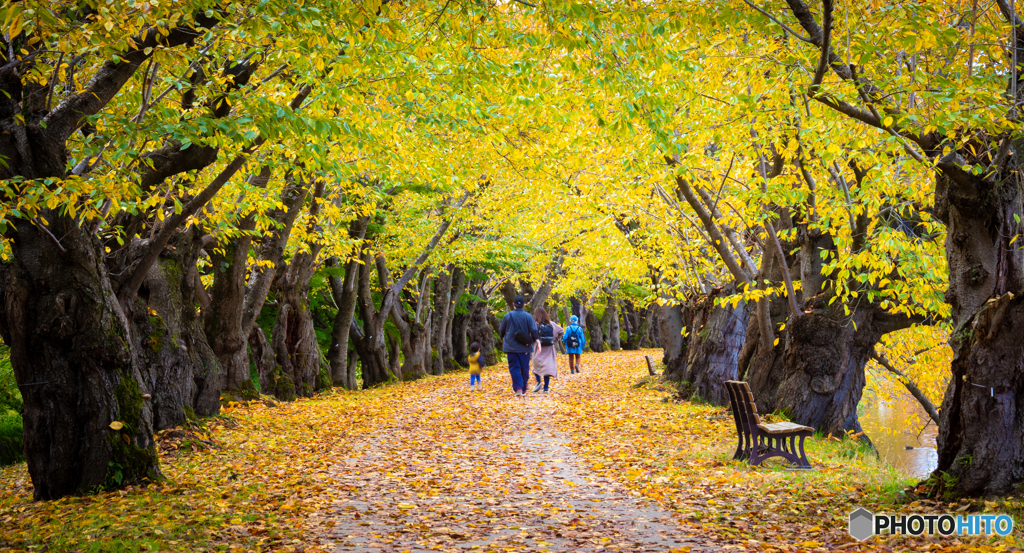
725,380,813,468
644,355,658,376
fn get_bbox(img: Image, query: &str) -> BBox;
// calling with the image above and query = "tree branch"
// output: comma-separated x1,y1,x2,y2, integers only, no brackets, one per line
118,84,313,305
870,349,940,424
44,13,221,145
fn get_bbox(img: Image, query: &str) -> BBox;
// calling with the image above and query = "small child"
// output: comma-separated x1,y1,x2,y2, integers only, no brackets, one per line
468,342,485,391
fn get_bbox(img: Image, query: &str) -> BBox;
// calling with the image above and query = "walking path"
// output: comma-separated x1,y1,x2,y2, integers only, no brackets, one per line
318,368,702,552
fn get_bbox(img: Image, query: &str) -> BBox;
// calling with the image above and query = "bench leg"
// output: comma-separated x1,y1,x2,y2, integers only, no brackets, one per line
733,433,744,461
796,435,811,468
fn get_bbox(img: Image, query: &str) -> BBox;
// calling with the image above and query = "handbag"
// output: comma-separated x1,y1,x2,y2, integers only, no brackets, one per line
514,330,532,346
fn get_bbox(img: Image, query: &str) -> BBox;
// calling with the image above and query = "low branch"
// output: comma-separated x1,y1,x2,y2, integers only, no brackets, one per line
870,349,940,424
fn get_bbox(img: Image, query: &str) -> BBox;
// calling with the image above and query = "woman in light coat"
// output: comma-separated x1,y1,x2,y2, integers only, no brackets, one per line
531,307,563,393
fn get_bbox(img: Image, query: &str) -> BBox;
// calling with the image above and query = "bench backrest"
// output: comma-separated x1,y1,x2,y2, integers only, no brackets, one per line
644,355,657,376
726,380,762,431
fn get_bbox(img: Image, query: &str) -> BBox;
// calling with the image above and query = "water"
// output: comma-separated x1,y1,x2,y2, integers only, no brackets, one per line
859,393,939,479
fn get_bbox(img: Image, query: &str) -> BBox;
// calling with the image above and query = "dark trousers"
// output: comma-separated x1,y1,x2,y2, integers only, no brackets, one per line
507,352,531,392
534,374,552,391
568,353,581,372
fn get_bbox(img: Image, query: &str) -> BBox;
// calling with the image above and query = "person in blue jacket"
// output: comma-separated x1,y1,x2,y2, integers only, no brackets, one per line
498,295,540,396
561,315,586,374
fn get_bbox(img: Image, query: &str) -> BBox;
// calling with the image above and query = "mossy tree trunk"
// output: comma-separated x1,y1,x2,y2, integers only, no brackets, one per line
466,297,498,366
204,170,308,400
0,223,160,500
929,143,1024,497
429,266,454,375
122,227,221,428
390,268,434,382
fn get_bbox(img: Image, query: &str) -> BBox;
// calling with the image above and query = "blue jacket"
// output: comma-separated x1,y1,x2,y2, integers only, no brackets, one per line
498,308,539,354
562,323,586,354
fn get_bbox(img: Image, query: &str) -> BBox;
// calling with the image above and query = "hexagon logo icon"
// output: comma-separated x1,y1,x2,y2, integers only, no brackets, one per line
849,508,874,541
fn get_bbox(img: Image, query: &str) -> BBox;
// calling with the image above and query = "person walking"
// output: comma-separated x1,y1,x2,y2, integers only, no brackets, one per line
498,295,540,396
562,315,586,374
468,342,485,391
531,307,563,393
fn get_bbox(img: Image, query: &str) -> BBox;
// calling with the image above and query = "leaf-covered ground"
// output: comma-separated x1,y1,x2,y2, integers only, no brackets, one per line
0,350,1020,552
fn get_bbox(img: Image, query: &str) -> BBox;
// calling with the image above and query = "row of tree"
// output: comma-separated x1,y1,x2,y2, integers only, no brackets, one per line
3,0,1024,503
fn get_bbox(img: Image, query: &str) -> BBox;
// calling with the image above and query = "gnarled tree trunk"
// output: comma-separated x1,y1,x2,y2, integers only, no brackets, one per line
125,227,220,428
929,147,1024,497
0,222,160,500
603,296,621,351
658,304,686,374
326,216,368,390
267,246,324,400
467,299,498,366
680,287,750,405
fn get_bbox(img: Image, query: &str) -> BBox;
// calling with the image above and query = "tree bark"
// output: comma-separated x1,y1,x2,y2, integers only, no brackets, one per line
124,227,220,428
204,171,308,400
326,217,369,389
390,268,434,382
267,242,324,400
585,310,605,353
658,304,686,370
603,295,622,350
249,326,275,393
352,249,393,388
930,148,1024,497
0,221,160,500
467,299,498,366
679,287,750,405
429,266,454,375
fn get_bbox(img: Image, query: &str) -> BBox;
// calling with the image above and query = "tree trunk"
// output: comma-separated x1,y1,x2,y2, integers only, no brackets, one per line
604,296,621,350
658,304,686,372
429,267,454,375
327,256,360,389
203,170,308,400
267,243,324,400
445,268,468,371
249,326,275,394
0,221,160,500
125,227,220,429
467,300,498,366
352,248,393,388
586,310,605,353
327,216,369,390
203,224,256,398
500,280,518,311
928,146,1024,497
680,287,750,405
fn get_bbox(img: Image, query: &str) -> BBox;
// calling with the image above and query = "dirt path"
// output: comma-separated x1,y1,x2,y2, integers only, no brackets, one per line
318,370,702,552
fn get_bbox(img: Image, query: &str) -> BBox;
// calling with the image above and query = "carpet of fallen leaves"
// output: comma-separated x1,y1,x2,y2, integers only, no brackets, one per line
0,350,1020,552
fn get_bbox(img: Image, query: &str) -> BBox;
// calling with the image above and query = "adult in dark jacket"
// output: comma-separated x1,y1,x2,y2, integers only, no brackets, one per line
498,295,540,396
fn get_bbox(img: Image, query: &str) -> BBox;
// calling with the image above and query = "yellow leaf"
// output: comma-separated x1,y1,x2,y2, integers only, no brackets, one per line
109,421,124,430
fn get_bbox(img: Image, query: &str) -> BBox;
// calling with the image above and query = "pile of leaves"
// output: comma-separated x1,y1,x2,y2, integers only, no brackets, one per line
0,389,401,551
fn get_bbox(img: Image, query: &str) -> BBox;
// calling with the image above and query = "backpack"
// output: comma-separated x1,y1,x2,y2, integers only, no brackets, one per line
564,326,581,349
538,323,554,346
